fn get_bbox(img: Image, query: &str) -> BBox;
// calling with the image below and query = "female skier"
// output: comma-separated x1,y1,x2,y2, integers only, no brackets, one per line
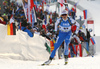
42,10,80,65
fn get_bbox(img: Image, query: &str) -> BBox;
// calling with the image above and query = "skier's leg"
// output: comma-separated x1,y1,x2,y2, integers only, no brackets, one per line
50,33,66,58
70,46,74,57
64,34,71,65
64,34,71,55
42,32,66,65
58,46,62,59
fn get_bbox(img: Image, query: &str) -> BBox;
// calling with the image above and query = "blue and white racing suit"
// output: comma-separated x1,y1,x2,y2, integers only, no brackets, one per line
50,17,79,58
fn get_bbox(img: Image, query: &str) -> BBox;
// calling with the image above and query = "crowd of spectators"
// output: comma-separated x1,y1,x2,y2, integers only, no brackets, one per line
0,0,91,41
0,1,57,39
0,0,93,57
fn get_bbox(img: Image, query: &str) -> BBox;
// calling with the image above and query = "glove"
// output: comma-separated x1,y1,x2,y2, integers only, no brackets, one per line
72,33,77,37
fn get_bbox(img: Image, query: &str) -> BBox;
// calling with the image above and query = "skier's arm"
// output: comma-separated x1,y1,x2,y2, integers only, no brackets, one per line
70,17,80,34
74,21,80,34
55,18,61,32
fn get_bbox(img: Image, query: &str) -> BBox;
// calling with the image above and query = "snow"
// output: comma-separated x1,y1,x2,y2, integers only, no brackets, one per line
0,24,50,61
0,0,100,69
0,53,100,69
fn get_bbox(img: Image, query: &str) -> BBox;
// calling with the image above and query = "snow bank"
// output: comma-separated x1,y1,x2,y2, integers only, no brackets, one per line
0,24,50,61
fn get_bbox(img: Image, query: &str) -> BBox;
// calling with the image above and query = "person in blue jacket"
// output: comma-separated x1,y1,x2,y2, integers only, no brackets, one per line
21,21,33,37
42,10,79,65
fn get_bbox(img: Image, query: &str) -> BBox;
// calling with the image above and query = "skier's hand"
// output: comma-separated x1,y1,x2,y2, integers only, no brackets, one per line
72,33,77,37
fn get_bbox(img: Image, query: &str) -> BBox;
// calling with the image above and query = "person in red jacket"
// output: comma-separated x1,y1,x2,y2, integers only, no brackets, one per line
0,19,6,25
69,34,81,57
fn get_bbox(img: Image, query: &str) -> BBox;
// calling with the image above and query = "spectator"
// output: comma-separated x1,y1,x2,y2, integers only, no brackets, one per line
86,28,91,46
40,29,51,40
0,14,6,25
69,35,81,57
21,21,33,37
33,22,39,32
78,30,87,42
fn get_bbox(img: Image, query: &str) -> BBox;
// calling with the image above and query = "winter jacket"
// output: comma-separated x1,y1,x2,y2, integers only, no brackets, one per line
0,19,6,25
79,32,87,42
21,26,33,37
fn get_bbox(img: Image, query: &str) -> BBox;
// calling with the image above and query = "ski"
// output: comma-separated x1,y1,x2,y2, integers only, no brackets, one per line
39,63,68,66
38,64,56,66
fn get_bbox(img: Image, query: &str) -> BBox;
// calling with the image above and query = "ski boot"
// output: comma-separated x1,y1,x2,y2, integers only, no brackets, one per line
41,57,52,66
64,55,68,65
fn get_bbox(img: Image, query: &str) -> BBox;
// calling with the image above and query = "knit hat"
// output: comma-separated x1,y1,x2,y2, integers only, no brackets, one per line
61,10,68,15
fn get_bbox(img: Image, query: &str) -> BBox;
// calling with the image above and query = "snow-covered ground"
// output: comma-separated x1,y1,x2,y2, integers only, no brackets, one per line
0,53,100,69
0,0,100,69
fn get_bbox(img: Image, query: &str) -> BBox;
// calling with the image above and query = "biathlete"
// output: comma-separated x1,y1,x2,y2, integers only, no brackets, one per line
42,10,80,65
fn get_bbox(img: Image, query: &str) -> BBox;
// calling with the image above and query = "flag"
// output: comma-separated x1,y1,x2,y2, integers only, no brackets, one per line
58,0,64,7
71,6,76,12
71,0,79,13
50,13,52,24
10,15,14,24
42,16,47,31
30,0,34,11
27,0,37,27
7,23,11,35
34,1,38,12
10,15,14,35
42,22,46,32
7,15,16,35
32,7,37,27
28,0,32,23
65,6,69,12
71,3,77,13
28,0,35,23
10,15,16,35
21,0,28,19
50,40,54,53
68,48,71,58
76,44,82,57
58,0,65,16
83,10,87,19
58,0,64,8
90,37,96,45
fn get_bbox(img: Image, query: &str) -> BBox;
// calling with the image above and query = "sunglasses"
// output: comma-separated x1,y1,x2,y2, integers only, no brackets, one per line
62,14,67,16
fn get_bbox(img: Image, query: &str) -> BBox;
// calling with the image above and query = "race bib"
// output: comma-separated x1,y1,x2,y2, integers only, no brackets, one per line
59,25,71,32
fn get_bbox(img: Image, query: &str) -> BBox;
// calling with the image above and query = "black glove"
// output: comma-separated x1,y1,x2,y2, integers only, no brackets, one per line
72,33,77,36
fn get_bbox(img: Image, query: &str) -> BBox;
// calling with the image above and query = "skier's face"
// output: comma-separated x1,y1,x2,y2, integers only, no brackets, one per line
62,14,67,20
